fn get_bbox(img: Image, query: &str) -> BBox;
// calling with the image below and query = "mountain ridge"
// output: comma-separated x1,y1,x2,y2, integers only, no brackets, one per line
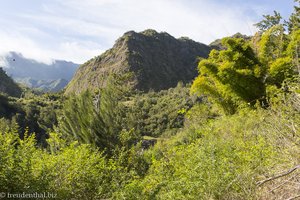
0,67,22,97
65,29,211,94
14,77,69,92
0,52,79,92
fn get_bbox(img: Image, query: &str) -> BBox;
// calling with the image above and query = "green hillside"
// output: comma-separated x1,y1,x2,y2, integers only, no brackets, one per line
0,1,300,199
0,67,22,97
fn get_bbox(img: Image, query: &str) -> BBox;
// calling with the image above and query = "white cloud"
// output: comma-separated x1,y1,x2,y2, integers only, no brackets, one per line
0,30,102,64
54,41,103,63
53,0,259,41
0,54,9,68
0,31,53,64
0,0,289,64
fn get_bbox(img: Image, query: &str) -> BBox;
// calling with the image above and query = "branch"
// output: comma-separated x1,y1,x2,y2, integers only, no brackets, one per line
256,165,300,187
268,173,299,193
287,195,300,200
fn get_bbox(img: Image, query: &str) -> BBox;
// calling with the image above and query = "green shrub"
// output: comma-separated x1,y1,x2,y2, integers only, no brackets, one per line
0,131,129,199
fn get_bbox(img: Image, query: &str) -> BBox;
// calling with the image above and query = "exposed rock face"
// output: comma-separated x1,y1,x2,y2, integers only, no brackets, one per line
65,29,211,94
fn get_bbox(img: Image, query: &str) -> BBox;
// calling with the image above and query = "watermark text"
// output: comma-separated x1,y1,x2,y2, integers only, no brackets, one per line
0,192,57,199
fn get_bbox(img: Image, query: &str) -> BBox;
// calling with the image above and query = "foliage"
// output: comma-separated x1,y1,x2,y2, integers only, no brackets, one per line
192,5,300,114
1,84,299,199
58,75,140,154
286,0,300,32
191,38,266,114
254,11,282,32
0,68,22,97
130,83,195,137
0,131,131,199
257,21,298,88
0,2,299,199
0,92,61,144
258,25,286,63
118,99,300,199
287,29,300,75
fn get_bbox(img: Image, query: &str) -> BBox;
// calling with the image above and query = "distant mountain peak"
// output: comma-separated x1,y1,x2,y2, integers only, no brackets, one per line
0,51,79,92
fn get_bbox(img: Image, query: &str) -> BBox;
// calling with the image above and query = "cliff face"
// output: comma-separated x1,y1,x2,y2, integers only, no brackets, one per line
65,29,211,94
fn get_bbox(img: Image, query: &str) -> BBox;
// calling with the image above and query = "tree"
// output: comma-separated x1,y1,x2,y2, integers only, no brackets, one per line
58,74,139,154
254,11,282,32
191,38,266,114
252,6,299,86
258,25,286,63
286,29,300,75
286,0,300,32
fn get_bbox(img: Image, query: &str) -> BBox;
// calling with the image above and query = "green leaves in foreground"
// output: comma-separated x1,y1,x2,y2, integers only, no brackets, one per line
0,131,126,199
191,38,266,114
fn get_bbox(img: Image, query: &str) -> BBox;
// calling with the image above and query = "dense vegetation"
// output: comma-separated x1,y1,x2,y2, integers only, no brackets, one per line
0,91,61,144
0,68,22,97
0,1,299,199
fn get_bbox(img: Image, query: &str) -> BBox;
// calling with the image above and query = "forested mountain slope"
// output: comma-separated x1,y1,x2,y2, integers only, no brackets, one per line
0,1,299,199
0,67,22,97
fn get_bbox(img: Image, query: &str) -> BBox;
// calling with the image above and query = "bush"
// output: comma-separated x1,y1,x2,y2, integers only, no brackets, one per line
117,105,300,199
0,131,129,199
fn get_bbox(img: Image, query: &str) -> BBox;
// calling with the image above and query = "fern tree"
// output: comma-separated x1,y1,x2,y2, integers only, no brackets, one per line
286,1,300,76
256,9,299,87
254,11,282,32
192,6,299,115
191,38,266,114
286,0,300,32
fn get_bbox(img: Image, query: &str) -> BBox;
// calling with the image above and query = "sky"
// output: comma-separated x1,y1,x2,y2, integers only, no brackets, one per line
0,0,295,64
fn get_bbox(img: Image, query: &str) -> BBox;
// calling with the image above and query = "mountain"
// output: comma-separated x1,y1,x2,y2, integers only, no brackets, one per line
209,32,252,50
14,77,69,92
0,52,79,91
0,67,22,97
65,29,211,94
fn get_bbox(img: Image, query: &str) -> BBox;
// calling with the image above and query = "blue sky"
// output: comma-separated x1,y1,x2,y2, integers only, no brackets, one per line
0,0,294,64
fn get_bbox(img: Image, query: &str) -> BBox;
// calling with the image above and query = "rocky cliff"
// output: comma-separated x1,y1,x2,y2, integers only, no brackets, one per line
65,29,211,94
